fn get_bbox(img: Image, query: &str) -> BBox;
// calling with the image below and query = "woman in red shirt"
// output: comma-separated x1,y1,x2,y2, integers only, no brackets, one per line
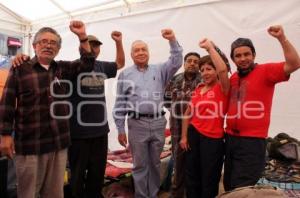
180,39,230,198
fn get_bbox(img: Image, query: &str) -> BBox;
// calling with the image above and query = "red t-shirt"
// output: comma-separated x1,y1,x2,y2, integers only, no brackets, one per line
189,83,228,138
226,62,289,138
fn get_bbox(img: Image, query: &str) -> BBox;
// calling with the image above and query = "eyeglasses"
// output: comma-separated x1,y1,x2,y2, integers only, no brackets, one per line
36,39,58,47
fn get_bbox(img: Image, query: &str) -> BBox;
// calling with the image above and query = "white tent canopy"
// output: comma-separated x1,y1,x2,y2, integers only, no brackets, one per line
0,0,220,30
0,0,223,54
0,0,300,150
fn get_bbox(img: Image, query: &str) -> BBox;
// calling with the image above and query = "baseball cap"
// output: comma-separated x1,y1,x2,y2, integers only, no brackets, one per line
87,35,102,45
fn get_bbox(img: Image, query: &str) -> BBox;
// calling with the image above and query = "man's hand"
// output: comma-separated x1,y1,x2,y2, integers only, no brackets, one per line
12,54,30,67
0,136,15,159
69,20,87,40
268,25,286,41
118,133,127,148
199,38,215,52
161,29,176,41
111,31,122,42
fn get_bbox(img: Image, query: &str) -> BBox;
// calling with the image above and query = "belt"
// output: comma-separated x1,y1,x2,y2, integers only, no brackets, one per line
128,111,166,119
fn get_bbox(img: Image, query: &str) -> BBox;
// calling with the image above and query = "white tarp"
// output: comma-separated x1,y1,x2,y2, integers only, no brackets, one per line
0,4,25,35
1,0,300,149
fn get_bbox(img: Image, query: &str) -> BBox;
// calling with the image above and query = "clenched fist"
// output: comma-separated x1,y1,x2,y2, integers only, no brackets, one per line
69,20,87,39
268,25,286,41
111,31,122,42
161,29,176,41
199,38,215,51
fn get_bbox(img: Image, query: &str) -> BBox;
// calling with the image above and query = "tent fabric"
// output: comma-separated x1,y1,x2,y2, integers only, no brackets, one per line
0,0,166,22
0,0,300,150
0,0,122,21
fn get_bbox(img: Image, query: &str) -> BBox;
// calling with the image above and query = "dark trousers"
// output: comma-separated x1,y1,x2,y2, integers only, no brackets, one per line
170,120,186,198
223,134,266,191
0,158,8,198
185,125,224,198
68,135,108,198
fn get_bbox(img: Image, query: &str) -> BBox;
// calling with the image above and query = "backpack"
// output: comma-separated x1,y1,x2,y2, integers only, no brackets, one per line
267,133,300,161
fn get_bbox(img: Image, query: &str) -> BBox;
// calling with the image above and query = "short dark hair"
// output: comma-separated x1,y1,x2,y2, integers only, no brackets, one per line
199,53,231,72
199,55,214,69
33,27,62,48
184,52,200,62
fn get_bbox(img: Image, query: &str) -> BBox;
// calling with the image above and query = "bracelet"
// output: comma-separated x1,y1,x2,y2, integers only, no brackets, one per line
80,37,88,43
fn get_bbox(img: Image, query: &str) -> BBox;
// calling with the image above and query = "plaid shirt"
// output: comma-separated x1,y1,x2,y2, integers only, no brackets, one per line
0,54,95,155
164,72,202,138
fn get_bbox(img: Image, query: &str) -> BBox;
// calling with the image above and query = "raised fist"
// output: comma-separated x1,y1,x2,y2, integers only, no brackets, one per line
199,38,215,51
161,29,176,41
268,25,285,40
111,31,122,42
69,20,86,38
